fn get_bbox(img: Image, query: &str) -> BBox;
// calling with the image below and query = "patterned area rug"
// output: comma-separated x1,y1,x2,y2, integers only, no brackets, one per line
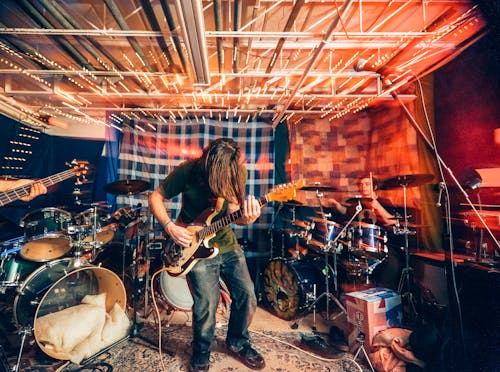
48,322,367,372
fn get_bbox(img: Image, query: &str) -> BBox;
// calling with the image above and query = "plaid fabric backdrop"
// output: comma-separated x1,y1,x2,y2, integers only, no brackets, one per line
116,119,275,242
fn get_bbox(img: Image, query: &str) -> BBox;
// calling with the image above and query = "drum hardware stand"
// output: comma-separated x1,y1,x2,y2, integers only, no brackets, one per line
352,334,374,372
394,181,419,321
12,326,32,372
128,230,176,357
291,204,363,330
269,202,283,258
67,225,91,268
319,203,363,320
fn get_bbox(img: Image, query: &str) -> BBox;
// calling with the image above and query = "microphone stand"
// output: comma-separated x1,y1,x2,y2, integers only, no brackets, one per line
388,88,492,362
390,91,499,251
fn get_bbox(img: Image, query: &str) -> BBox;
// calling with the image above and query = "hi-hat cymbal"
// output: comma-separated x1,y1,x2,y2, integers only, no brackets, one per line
300,184,339,192
380,174,434,189
104,179,151,195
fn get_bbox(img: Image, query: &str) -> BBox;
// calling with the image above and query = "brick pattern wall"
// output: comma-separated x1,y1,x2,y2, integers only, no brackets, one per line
288,105,422,208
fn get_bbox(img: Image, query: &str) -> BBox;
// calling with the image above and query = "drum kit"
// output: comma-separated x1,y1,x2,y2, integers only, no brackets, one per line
0,178,193,370
263,174,435,322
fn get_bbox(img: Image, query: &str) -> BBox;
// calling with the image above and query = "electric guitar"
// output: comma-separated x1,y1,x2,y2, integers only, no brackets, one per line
0,160,89,207
163,180,305,277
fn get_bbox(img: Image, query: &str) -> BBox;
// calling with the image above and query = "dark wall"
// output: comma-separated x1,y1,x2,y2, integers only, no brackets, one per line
434,11,500,198
0,116,104,239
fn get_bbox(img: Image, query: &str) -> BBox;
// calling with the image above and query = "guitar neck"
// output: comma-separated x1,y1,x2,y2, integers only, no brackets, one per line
198,195,268,240
0,169,76,207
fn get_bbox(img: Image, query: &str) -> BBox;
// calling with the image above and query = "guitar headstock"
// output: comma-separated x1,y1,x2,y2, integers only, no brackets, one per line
66,159,90,185
267,179,305,203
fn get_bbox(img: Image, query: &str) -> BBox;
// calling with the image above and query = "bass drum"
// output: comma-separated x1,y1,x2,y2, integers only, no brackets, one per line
263,257,335,320
13,258,126,359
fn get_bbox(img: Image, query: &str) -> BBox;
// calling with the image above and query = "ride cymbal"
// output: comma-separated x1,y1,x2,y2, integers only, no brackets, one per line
300,184,339,192
104,179,151,195
281,200,304,207
380,174,434,189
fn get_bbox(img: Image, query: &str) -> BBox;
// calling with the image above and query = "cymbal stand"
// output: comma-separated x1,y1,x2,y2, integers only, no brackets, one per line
351,313,375,372
269,202,283,258
12,327,31,372
67,224,89,268
90,204,100,262
319,202,363,320
395,182,418,320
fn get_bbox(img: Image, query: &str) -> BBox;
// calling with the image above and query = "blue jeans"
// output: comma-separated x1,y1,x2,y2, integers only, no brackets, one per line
188,248,257,356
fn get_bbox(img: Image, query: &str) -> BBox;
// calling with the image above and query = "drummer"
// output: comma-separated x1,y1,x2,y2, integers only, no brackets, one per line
0,179,47,202
327,173,396,226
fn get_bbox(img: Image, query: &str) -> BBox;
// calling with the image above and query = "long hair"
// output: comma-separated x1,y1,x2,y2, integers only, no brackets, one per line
198,138,246,205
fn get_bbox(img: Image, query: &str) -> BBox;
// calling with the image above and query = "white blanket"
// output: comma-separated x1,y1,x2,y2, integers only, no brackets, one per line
35,293,131,364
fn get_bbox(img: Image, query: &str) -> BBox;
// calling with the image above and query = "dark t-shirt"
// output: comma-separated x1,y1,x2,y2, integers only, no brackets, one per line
159,159,241,255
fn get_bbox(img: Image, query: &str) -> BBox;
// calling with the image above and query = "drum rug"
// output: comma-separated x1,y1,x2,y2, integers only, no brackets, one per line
18,322,368,371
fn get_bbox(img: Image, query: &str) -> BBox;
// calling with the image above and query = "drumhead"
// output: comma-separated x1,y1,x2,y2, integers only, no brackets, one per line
159,271,193,311
263,257,335,320
20,234,70,262
14,258,126,327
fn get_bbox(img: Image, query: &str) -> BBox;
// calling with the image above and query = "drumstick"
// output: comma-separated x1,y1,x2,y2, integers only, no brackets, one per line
369,172,375,200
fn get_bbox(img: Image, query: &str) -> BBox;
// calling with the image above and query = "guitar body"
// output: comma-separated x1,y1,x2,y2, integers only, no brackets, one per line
163,202,222,277
162,180,304,277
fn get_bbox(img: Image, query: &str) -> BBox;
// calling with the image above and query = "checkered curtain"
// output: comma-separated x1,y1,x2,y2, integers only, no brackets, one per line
116,120,275,241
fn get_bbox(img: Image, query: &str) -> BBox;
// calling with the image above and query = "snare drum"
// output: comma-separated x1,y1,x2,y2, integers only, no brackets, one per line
263,257,335,320
20,208,72,261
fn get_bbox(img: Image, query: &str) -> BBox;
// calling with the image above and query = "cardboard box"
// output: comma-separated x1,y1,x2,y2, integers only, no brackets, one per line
346,287,402,352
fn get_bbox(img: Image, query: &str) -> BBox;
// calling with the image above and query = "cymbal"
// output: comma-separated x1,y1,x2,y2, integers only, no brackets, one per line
281,200,303,207
283,219,311,229
345,197,374,204
459,203,500,208
380,174,434,189
104,179,151,195
300,184,339,192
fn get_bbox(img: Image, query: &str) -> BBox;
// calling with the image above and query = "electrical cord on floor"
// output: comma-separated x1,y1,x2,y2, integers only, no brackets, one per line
248,328,364,372
148,271,363,371
150,267,171,372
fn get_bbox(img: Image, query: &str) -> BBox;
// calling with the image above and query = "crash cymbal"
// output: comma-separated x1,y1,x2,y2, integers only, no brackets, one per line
104,179,151,195
300,184,339,192
380,174,434,189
